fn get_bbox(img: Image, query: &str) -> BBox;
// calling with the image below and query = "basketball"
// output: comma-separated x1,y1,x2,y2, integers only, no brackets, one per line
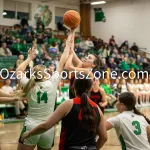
63,10,81,28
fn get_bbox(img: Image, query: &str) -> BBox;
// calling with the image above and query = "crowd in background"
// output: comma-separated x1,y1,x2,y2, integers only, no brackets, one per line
0,16,150,119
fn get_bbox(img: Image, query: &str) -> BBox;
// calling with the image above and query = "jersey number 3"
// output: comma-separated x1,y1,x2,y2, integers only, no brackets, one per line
37,91,48,104
132,121,141,135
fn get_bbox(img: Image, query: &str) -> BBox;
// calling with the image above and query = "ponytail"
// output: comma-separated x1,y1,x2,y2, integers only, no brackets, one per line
81,92,97,134
133,107,150,124
18,77,36,100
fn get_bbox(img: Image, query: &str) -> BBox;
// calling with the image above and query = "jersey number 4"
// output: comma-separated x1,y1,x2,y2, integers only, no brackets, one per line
37,91,48,104
132,121,141,135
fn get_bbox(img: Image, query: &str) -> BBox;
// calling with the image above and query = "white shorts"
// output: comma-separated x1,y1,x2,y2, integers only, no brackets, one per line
19,117,54,149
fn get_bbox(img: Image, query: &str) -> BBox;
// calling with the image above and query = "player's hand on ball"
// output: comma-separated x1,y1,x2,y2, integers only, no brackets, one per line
21,131,30,142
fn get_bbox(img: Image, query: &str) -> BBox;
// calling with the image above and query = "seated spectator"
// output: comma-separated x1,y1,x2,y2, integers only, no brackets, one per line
15,54,24,68
99,43,108,58
143,58,150,71
130,58,139,70
59,43,65,53
1,78,26,119
79,38,88,55
108,58,118,70
37,33,44,44
119,57,130,71
114,54,121,64
12,36,16,43
136,55,143,70
0,42,12,56
121,79,128,93
21,24,28,35
109,35,115,46
57,18,68,34
37,25,44,34
114,83,122,98
22,40,28,52
131,50,137,58
52,55,59,68
85,38,94,50
41,50,52,65
12,38,23,55
127,49,132,58
26,32,33,44
101,79,116,108
48,41,59,54
5,33,13,48
75,36,81,44
20,16,29,27
36,17,44,30
130,42,139,52
74,43,81,56
120,40,129,49
101,58,108,70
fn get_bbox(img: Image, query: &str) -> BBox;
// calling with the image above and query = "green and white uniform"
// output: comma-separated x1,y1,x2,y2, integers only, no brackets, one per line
107,111,150,150
19,72,60,148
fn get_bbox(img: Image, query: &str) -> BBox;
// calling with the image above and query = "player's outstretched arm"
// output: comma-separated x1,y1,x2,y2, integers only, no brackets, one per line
15,47,36,76
65,54,93,78
56,29,75,73
21,100,73,141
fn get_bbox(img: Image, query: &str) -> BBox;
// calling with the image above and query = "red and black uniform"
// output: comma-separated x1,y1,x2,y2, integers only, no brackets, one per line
90,89,104,113
59,97,100,150
69,74,75,99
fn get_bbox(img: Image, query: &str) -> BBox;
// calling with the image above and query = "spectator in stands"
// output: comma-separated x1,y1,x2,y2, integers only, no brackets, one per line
57,18,68,35
100,43,108,58
20,16,29,27
0,42,12,56
75,36,81,44
22,40,28,52
26,32,33,44
119,57,130,71
37,33,44,44
5,33,13,49
120,40,129,49
21,24,28,35
101,79,116,108
16,54,24,68
136,55,143,70
36,17,44,30
37,25,44,34
114,54,121,64
127,49,132,58
59,43,65,53
109,35,115,46
85,38,94,50
79,38,88,55
101,58,108,70
12,36,16,44
52,55,59,68
121,79,128,93
41,49,52,65
74,43,81,57
143,58,150,71
131,50,137,59
108,58,118,70
130,58,139,71
12,38,23,55
130,42,139,52
1,78,26,119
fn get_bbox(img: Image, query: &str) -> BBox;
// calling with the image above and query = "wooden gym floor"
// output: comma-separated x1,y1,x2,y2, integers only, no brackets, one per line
0,108,150,150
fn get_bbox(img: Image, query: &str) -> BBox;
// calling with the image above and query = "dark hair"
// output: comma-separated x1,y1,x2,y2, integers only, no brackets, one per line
73,75,98,133
92,54,102,71
119,92,150,124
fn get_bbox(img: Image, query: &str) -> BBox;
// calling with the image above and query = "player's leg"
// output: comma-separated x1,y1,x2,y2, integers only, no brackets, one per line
37,146,51,150
17,143,35,150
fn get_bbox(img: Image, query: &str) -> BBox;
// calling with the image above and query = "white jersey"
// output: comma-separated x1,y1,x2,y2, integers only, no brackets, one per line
138,84,144,91
20,72,60,121
144,83,150,91
128,84,135,92
121,85,128,93
107,111,150,150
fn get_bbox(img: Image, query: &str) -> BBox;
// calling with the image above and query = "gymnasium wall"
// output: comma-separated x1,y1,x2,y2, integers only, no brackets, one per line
91,0,150,53
0,0,80,31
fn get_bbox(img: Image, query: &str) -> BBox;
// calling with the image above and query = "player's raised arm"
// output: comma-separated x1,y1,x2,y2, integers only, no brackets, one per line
56,29,75,73
15,47,37,76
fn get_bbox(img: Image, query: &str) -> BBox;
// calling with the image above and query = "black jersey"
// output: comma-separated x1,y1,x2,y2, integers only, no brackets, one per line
59,97,100,150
